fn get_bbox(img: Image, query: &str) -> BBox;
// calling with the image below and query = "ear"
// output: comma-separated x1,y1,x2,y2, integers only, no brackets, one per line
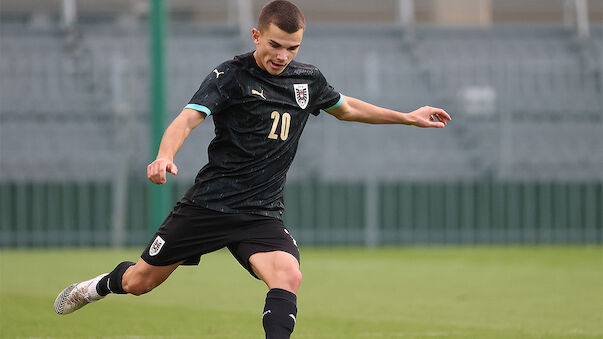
252,28,260,45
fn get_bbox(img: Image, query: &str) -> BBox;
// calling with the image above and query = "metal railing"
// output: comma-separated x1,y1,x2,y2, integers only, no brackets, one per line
1,179,601,247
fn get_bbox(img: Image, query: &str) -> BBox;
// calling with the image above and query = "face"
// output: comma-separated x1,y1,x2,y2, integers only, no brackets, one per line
252,23,304,75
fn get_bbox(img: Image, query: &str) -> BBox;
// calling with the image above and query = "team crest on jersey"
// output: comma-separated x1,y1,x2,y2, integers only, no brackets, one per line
149,236,165,256
294,84,309,109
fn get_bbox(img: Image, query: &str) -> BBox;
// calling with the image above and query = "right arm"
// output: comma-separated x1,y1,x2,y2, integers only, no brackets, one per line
147,108,206,185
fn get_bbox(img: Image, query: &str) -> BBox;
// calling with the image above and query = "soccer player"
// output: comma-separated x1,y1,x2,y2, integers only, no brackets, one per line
54,1,450,338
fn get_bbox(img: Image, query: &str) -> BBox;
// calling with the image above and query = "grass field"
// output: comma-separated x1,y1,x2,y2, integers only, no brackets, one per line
1,247,601,338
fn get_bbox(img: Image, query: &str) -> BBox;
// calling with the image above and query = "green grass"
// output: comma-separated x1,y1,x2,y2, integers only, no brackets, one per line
1,247,602,338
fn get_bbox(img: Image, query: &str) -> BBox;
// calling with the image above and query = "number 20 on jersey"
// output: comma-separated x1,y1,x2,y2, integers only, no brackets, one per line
267,111,291,141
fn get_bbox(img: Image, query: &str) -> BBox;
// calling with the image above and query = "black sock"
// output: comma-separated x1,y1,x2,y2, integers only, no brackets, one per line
96,261,135,296
262,288,297,339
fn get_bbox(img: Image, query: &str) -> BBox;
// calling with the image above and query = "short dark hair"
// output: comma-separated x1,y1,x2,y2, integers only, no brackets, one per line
258,0,305,33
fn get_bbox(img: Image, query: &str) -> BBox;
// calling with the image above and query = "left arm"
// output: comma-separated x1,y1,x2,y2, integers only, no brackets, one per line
327,95,451,128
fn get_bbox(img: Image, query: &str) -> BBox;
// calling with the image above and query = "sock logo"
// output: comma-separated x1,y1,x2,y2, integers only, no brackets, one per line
289,314,296,324
262,310,271,319
149,236,165,256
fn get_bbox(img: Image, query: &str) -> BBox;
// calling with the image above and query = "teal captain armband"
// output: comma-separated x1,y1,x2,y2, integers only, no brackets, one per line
324,94,343,111
185,104,212,116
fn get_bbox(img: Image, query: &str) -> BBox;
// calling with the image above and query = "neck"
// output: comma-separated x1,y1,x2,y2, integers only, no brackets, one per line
252,51,267,71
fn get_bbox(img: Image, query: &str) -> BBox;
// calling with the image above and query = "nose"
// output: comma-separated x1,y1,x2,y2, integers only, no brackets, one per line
275,51,287,62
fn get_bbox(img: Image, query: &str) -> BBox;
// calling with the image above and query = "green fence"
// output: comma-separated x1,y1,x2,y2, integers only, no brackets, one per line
1,179,601,247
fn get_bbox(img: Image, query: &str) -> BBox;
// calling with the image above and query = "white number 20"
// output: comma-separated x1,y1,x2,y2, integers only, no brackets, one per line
268,111,291,141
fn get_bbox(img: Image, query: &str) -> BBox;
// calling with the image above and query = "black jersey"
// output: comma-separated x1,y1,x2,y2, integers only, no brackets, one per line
182,52,342,219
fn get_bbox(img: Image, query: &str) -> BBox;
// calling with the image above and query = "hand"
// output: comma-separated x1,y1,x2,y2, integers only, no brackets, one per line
408,106,451,128
147,158,178,185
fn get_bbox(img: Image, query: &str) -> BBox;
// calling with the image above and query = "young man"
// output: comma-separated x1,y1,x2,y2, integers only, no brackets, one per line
54,1,450,338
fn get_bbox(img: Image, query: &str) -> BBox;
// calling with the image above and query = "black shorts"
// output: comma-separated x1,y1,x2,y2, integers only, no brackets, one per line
140,200,300,279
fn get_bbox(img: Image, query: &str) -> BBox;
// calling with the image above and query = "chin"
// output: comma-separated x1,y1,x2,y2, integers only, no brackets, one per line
266,68,282,75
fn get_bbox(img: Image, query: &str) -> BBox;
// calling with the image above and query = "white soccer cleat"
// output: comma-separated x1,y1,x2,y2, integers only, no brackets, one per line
54,273,107,315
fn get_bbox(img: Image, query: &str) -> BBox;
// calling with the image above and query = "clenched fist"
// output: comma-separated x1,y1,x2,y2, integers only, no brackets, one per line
147,158,178,185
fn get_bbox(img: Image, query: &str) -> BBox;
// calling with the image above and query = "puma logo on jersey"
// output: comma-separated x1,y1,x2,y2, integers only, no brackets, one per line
252,89,266,100
213,69,224,78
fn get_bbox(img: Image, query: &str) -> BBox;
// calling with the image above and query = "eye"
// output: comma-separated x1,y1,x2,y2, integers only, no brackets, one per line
288,46,298,51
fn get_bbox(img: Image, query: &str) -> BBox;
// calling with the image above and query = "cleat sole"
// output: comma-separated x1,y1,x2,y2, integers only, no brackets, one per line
54,284,77,315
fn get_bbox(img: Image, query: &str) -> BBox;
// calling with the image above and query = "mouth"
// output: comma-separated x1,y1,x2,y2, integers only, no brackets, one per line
269,61,285,70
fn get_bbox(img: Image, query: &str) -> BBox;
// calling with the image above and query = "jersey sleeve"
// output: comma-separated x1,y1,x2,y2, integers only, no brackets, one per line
185,64,233,117
311,69,342,116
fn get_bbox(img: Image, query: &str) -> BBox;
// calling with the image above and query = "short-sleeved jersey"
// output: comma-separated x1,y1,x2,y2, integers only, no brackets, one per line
182,52,342,219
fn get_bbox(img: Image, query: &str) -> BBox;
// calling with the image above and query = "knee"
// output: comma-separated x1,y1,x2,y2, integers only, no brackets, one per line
279,267,302,292
290,269,302,290
251,251,303,293
122,274,157,296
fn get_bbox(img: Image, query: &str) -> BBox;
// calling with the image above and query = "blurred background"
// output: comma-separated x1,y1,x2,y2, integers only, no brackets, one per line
1,0,602,248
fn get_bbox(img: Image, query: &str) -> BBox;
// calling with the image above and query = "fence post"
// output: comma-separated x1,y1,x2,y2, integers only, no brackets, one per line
149,0,170,235
111,54,130,247
365,178,379,247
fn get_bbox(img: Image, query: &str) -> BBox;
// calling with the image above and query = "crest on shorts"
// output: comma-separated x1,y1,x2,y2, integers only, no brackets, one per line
149,235,165,256
294,84,309,109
